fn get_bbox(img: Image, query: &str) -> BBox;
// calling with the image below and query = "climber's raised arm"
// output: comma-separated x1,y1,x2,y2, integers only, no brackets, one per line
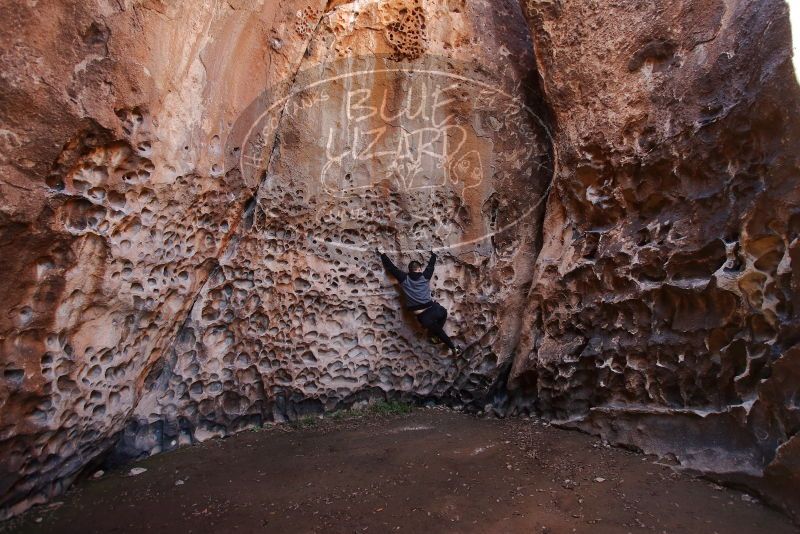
376,248,406,282
422,251,437,280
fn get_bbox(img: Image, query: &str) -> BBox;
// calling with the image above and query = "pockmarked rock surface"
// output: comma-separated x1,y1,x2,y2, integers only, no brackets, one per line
0,0,798,524
511,0,800,519
0,0,336,518
122,0,552,456
0,0,550,519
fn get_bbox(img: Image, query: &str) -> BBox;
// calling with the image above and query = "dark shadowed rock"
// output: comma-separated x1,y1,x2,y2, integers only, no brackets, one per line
511,0,800,520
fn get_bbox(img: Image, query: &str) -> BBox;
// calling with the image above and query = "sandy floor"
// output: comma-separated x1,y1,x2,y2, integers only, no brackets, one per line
2,408,795,534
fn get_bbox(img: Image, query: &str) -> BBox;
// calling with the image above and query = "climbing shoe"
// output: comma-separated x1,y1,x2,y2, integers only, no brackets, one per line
430,336,442,345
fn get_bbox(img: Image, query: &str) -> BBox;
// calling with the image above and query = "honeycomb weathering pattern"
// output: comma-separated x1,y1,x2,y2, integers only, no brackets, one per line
512,0,800,519
0,0,550,518
122,53,551,446
0,0,798,523
121,0,552,448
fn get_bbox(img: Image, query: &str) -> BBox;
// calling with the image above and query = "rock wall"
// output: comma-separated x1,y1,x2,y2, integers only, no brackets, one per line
0,0,338,517
121,0,551,454
1,0,798,524
0,0,550,519
511,0,800,519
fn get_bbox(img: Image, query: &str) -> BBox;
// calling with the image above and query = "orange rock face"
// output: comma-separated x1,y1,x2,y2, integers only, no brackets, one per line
120,0,551,448
0,0,798,523
0,0,550,518
512,0,800,520
0,0,335,517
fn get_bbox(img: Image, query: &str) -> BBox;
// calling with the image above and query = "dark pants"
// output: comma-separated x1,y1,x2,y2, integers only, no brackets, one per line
417,303,455,351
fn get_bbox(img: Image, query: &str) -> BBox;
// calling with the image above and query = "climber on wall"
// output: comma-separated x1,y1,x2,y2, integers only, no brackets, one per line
375,248,463,358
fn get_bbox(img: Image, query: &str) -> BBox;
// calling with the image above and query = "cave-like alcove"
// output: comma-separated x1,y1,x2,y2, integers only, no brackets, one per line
0,0,798,530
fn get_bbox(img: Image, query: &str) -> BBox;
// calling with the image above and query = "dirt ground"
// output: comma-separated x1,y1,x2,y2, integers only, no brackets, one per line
2,408,795,534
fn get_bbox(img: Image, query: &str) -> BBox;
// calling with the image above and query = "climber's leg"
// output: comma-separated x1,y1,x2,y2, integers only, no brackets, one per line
419,304,457,352
430,324,456,352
